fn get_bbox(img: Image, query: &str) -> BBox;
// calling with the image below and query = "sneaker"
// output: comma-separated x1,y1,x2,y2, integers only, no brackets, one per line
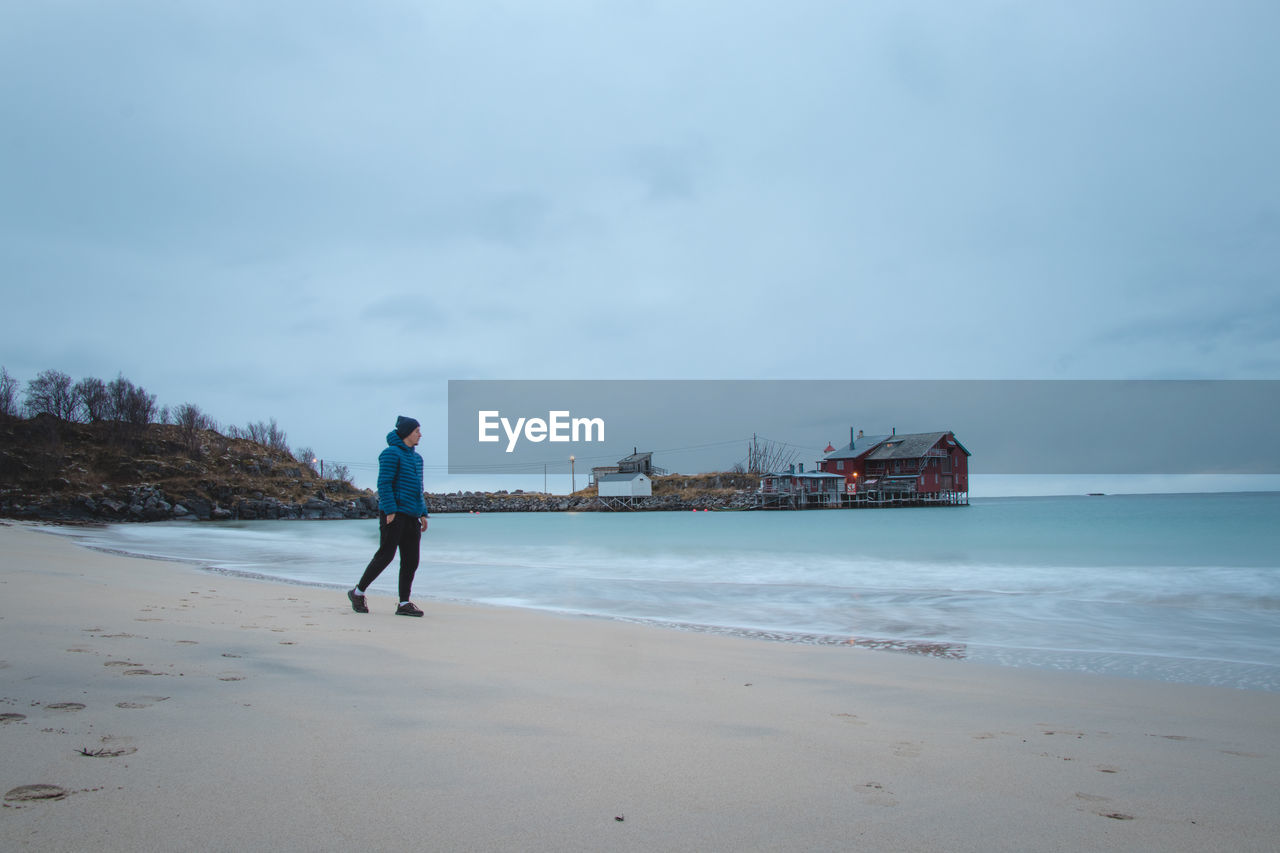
347,589,369,613
395,602,424,617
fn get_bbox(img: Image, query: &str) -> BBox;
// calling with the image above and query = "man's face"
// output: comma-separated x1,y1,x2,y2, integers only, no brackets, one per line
405,427,422,447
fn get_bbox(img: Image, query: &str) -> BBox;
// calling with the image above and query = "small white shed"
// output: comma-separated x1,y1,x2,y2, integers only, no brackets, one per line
597,471,652,497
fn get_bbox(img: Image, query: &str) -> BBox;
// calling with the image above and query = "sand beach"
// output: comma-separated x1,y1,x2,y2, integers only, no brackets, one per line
1,521,1277,851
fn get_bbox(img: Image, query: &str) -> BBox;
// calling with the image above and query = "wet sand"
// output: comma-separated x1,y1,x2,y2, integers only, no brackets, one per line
1,521,1277,851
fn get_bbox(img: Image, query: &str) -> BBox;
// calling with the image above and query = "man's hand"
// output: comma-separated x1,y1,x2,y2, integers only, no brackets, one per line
420,517,429,532
386,513,396,524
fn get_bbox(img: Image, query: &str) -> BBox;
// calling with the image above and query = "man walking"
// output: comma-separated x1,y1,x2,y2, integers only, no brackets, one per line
348,416,429,616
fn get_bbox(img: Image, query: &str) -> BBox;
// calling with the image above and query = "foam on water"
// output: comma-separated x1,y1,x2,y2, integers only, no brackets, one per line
47,492,1280,691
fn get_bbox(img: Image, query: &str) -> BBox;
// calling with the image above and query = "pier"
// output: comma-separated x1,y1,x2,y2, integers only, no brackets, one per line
754,488,969,510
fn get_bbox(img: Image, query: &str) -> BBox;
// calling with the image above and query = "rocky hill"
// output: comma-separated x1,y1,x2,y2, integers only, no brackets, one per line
0,414,377,522
0,415,763,521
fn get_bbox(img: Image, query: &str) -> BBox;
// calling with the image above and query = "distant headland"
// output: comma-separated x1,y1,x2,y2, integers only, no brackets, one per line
0,413,755,523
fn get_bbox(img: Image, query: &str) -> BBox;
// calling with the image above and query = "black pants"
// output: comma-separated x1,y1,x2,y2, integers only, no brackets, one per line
357,513,421,602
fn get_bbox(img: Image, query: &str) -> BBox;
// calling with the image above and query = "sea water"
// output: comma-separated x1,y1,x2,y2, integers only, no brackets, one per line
50,493,1280,691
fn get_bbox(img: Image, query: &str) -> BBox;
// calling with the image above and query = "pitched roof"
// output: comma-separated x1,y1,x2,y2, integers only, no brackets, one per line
599,472,649,482
823,434,891,461
865,432,968,460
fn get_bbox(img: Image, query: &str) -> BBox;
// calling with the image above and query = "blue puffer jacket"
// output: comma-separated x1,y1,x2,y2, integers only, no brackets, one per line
377,430,427,517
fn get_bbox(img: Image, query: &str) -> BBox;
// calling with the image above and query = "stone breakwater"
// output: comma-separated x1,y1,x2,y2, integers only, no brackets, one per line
1,483,379,523
426,491,756,513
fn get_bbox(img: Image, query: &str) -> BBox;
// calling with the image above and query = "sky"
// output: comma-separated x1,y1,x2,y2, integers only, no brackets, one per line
2,1,1277,496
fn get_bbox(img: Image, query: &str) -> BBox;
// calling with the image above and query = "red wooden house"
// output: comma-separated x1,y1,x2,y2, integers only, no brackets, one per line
817,428,970,506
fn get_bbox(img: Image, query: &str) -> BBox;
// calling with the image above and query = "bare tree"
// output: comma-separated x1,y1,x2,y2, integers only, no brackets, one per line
105,374,156,426
174,402,216,456
0,366,19,418
242,418,289,454
244,421,268,444
106,374,130,421
264,420,288,453
744,435,798,474
125,385,155,426
74,377,110,423
24,369,78,419
294,446,319,476
328,463,352,486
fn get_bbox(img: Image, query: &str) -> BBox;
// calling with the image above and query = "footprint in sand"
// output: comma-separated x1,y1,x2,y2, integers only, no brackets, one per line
891,741,922,758
854,782,898,807
83,735,137,757
0,713,27,723
5,784,69,803
45,703,86,712
1074,793,1135,821
122,669,164,677
217,674,245,682
77,745,137,757
104,661,142,668
115,696,169,710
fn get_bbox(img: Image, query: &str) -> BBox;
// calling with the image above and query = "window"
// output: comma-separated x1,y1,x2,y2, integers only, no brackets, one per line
837,461,845,471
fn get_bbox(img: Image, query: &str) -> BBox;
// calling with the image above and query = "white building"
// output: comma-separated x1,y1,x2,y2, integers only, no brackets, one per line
597,471,652,498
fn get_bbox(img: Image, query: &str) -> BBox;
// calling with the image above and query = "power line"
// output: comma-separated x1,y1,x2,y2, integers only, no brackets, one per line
418,437,757,473
323,436,824,475
752,435,828,453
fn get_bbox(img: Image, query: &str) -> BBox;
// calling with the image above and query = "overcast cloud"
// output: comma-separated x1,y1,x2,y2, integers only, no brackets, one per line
2,1,1277,494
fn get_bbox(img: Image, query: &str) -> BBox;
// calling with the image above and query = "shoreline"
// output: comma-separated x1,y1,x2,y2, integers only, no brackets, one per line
35,518,1280,694
10,489,1279,525
3,521,1279,850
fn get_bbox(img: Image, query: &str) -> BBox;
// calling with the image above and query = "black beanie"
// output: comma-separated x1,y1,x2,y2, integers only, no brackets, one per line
395,416,420,439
